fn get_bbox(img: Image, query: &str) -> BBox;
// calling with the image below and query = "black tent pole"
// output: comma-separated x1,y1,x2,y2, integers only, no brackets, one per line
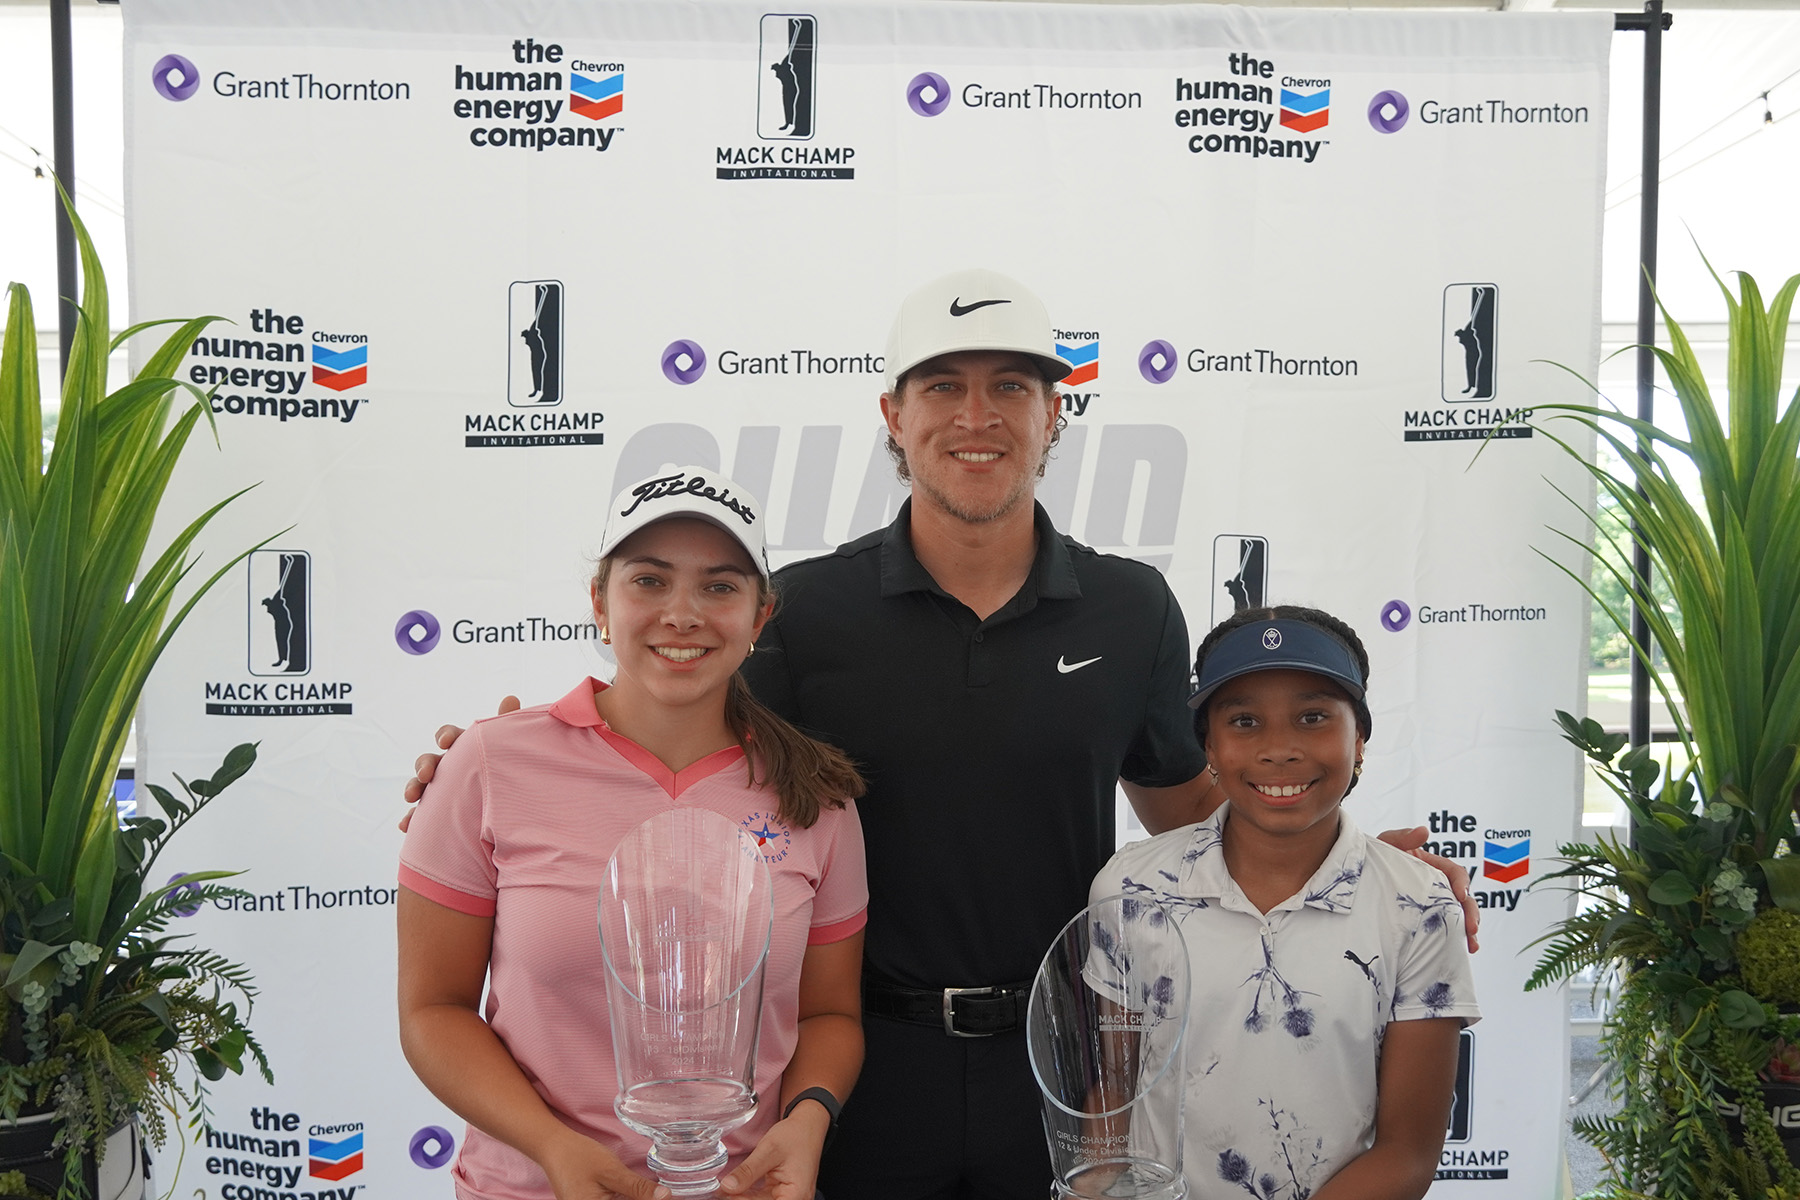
1614,0,1669,753
51,0,78,375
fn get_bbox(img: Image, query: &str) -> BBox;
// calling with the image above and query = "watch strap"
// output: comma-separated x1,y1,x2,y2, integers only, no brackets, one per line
781,1086,842,1127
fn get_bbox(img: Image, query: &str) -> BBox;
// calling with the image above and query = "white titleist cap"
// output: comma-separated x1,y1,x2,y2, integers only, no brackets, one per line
884,268,1072,392
598,467,770,583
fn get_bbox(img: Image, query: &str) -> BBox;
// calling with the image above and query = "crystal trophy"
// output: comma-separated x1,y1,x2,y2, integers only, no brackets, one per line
598,807,773,1197
1028,894,1191,1199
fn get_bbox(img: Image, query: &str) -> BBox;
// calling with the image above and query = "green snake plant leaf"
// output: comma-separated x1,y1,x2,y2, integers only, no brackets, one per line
0,283,42,517
0,519,44,864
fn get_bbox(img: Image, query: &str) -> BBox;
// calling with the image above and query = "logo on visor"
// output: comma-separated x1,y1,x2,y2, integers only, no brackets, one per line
1261,627,1283,651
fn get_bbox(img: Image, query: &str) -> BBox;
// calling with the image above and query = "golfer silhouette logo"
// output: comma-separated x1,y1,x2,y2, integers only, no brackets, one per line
758,14,816,140
1442,284,1497,401
250,550,310,677
508,280,563,408
1210,534,1269,627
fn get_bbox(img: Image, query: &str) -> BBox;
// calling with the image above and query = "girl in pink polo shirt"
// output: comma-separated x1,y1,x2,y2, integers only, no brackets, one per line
399,469,868,1200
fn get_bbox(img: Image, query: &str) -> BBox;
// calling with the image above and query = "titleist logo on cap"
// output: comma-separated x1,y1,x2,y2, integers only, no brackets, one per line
619,472,757,525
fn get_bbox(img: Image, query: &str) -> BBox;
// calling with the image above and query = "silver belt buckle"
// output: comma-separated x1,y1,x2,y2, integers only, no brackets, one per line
942,985,998,1038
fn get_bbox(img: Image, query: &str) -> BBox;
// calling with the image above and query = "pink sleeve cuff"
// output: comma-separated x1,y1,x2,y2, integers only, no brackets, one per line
399,864,497,917
807,908,867,945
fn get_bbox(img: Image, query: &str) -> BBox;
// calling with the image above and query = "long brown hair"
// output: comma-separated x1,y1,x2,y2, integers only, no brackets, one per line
593,552,864,828
724,673,865,828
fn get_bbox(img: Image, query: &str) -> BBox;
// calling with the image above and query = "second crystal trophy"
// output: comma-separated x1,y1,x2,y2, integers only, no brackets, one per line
1028,893,1192,1199
598,807,773,1197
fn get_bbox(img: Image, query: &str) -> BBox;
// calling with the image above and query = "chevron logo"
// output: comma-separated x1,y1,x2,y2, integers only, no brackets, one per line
308,1132,363,1181
311,344,367,392
1482,837,1530,884
571,71,623,121
1279,88,1329,133
1056,340,1099,387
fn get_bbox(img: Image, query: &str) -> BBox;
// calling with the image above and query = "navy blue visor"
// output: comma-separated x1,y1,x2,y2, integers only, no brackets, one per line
1188,619,1366,709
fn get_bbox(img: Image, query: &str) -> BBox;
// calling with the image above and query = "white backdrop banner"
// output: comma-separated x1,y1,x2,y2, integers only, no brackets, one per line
125,2,1609,1196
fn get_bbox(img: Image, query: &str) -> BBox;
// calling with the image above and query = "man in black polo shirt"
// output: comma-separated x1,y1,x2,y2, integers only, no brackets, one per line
741,268,1209,1199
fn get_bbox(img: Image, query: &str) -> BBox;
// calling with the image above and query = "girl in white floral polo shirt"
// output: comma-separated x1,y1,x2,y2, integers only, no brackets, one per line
1090,605,1479,1200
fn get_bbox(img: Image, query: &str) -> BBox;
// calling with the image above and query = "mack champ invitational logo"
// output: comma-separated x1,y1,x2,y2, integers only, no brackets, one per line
204,550,354,716
1174,54,1332,162
1403,283,1532,442
463,281,605,448
185,307,369,426
202,1108,365,1199
715,14,858,180
452,38,624,154
1436,1029,1512,1180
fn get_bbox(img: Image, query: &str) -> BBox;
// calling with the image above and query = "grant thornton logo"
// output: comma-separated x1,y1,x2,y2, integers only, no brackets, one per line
908,72,950,117
152,53,200,101
662,339,707,385
410,1127,455,1170
395,610,442,655
1368,90,1410,133
1138,340,1178,385
1381,599,1413,632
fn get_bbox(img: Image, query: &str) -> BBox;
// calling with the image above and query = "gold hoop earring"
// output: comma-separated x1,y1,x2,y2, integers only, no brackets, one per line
600,626,610,645
1206,764,1219,782
747,642,756,656
1353,761,1363,778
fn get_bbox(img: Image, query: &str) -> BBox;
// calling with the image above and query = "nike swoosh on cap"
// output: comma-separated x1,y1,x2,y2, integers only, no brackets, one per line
948,297,1011,317
1057,655,1102,674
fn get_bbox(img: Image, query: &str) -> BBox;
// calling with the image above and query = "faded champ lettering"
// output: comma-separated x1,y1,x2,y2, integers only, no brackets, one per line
619,472,757,525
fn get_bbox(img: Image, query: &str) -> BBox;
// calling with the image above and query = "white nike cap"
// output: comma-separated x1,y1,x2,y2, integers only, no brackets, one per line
598,466,771,584
884,268,1073,393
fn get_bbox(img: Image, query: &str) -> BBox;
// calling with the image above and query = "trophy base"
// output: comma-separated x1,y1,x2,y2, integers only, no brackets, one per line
1054,1158,1187,1200
646,1139,730,1197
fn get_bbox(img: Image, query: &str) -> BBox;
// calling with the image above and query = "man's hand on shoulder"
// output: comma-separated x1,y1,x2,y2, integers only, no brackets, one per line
1377,826,1480,953
398,696,520,832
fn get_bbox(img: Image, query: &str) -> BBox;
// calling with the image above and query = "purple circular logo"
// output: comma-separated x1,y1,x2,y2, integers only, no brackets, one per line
907,72,950,118
410,1126,455,1170
395,610,441,655
1381,599,1413,632
152,54,200,102
166,873,203,918
1368,90,1409,134
661,340,706,385
1138,340,1177,385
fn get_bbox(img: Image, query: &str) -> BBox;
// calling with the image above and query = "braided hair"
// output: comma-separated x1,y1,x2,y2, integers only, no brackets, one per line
1192,605,1373,793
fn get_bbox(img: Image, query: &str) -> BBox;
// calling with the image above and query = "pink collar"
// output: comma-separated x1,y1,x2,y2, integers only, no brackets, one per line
548,677,746,800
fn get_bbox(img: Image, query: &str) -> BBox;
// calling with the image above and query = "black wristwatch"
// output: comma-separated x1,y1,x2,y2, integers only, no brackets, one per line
782,1086,842,1128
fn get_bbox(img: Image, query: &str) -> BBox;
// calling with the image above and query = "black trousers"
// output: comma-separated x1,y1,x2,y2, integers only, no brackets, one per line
818,1015,1051,1200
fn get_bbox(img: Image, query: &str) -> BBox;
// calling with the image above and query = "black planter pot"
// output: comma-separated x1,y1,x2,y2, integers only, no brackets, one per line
0,1114,147,1199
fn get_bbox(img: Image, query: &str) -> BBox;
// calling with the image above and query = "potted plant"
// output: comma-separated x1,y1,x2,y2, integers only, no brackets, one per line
1526,264,1800,1199
1,202,272,1197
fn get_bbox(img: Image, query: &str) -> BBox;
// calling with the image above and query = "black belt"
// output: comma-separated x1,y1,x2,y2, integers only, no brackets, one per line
862,975,1032,1037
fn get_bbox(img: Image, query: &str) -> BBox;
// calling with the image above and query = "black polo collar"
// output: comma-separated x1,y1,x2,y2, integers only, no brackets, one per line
878,499,1083,604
